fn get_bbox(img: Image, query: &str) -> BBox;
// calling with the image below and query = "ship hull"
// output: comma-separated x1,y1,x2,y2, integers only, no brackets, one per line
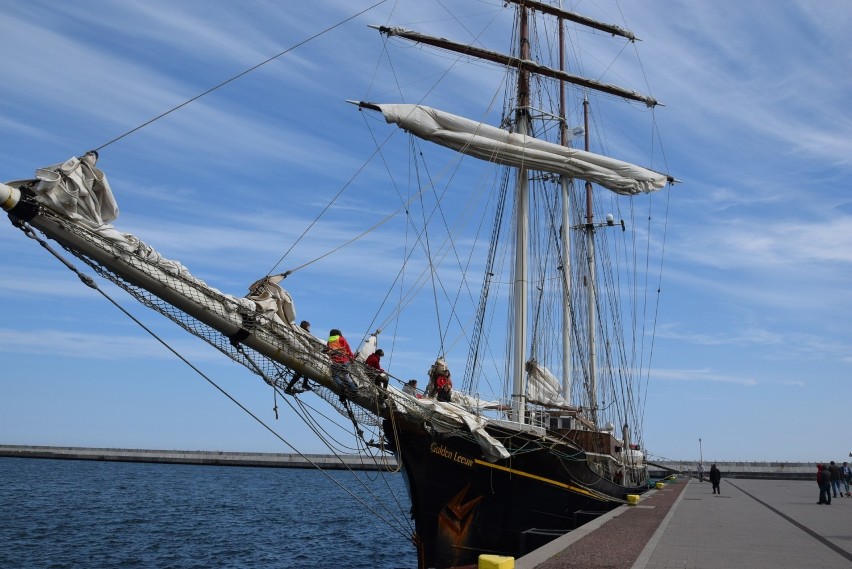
385,419,646,568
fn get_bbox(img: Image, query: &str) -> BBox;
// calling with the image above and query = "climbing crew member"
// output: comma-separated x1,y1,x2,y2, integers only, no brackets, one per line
427,358,452,402
326,329,356,391
365,349,388,390
402,379,419,397
285,320,313,393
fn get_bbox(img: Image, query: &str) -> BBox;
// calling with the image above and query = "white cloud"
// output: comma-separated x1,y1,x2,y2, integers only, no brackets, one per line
653,367,758,387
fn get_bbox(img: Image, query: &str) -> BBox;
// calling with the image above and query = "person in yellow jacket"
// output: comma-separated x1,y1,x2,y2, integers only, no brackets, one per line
326,329,356,391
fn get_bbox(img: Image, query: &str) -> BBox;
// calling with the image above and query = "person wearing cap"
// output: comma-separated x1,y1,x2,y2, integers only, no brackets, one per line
365,349,388,390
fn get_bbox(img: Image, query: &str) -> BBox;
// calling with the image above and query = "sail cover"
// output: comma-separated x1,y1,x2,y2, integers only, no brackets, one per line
375,103,669,195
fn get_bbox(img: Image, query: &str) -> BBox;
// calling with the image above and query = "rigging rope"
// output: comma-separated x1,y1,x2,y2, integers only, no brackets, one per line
268,1,500,278
17,220,415,542
93,1,388,153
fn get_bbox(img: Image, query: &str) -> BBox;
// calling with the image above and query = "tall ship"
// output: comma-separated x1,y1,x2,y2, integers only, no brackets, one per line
2,1,675,567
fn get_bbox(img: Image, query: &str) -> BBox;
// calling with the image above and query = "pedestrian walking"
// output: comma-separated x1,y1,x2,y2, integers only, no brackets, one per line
829,461,841,498
841,462,852,497
709,464,721,494
817,464,832,505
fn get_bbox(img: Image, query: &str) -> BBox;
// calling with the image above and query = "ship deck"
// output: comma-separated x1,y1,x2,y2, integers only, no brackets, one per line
516,477,852,569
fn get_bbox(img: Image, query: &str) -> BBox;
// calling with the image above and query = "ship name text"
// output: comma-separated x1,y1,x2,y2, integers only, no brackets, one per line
430,443,474,468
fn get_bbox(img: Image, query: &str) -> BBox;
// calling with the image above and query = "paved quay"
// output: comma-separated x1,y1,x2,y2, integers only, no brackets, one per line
517,477,852,569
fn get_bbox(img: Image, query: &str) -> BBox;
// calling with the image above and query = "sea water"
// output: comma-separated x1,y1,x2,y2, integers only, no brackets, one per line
0,457,417,569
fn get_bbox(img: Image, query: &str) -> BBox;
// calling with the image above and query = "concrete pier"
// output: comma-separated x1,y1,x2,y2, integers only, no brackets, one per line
517,477,852,569
0,444,397,471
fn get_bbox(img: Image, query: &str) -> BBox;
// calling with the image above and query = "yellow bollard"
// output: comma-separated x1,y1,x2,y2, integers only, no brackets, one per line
479,554,515,569
626,494,640,504
655,481,665,489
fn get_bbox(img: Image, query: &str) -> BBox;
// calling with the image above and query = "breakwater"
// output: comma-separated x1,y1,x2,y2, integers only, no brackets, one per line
649,460,816,480
0,445,396,471
0,445,820,479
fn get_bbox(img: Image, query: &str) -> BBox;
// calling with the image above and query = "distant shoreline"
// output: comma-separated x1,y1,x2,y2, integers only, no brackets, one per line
0,444,398,471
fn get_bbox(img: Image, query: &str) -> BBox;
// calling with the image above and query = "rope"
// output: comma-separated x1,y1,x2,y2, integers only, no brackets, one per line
18,221,415,543
232,343,414,536
94,1,388,153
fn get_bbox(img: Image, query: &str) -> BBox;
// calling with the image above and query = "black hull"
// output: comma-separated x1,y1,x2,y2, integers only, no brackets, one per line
385,419,646,569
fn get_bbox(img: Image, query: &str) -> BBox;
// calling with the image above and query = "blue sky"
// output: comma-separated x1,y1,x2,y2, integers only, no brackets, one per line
1,0,851,464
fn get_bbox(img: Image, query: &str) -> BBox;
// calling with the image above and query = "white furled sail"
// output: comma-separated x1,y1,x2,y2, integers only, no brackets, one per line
526,360,567,407
356,333,378,362
34,153,119,229
372,103,670,195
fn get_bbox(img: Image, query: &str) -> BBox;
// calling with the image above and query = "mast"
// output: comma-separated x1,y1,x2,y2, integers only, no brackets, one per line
366,3,672,421
511,5,530,425
558,15,572,402
583,97,598,424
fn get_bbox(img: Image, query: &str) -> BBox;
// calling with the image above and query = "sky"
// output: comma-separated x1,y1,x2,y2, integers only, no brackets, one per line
1,0,851,465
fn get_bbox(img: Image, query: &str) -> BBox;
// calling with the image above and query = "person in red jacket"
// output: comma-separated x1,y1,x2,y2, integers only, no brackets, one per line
326,329,356,391
365,349,388,390
427,358,453,402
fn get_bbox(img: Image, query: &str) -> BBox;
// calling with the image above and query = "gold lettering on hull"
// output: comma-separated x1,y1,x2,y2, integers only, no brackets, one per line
429,442,474,468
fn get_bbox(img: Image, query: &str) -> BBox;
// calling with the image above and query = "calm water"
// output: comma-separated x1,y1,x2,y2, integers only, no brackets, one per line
0,457,417,569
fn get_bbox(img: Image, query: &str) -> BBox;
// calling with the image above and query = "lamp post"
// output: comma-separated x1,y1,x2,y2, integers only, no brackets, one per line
699,437,704,481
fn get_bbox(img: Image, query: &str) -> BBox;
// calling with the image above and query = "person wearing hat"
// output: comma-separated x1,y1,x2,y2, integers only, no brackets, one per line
365,348,388,390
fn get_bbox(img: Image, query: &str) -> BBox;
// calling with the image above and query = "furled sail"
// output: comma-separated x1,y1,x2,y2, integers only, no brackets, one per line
526,360,568,407
370,103,670,195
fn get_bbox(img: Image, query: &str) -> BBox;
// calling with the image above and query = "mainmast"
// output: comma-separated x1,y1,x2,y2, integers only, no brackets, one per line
366,2,667,424
583,97,599,424
558,10,572,402
511,6,531,424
